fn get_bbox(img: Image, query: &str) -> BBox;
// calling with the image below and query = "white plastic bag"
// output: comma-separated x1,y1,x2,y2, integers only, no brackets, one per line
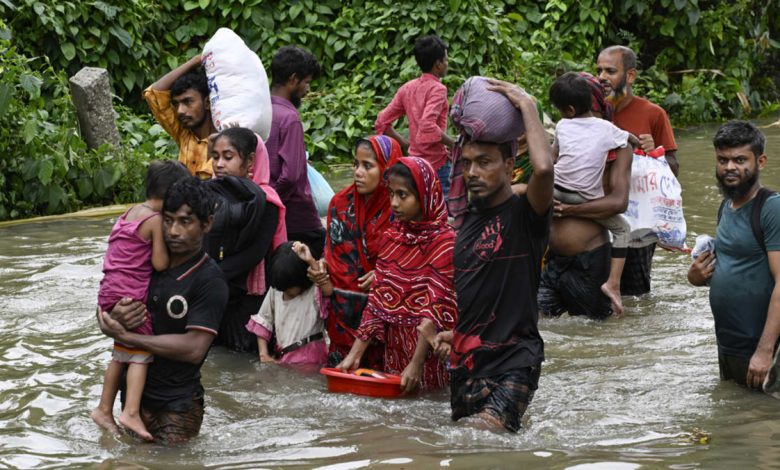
623,147,687,249
202,28,272,140
307,160,334,218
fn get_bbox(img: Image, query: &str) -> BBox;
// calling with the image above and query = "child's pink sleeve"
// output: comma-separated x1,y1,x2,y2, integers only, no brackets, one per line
315,286,329,320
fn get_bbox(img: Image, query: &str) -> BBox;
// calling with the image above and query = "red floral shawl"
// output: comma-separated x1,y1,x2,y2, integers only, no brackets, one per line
358,157,457,341
324,135,403,336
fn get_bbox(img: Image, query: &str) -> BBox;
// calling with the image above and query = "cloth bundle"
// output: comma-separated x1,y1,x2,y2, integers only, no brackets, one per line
449,76,526,227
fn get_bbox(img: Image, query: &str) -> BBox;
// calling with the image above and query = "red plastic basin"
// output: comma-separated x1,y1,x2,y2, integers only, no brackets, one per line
320,367,402,398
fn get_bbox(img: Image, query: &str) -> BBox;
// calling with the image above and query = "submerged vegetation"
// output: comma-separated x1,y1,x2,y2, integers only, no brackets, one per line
0,0,778,219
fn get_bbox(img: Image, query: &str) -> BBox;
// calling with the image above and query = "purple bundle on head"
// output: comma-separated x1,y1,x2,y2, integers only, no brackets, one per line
450,76,525,147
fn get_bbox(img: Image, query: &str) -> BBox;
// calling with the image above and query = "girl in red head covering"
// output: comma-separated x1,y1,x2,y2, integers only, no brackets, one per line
337,156,457,392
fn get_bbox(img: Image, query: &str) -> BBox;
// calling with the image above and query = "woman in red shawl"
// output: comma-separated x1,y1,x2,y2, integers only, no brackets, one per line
320,135,403,367
337,156,457,392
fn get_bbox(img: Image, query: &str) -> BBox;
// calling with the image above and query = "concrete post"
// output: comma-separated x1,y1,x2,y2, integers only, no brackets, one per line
69,67,120,149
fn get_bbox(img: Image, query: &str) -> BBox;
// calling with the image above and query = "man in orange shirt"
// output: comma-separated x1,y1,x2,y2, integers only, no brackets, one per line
143,55,217,178
596,45,679,295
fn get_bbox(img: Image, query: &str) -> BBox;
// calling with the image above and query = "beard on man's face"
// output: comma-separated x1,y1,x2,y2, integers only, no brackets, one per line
716,168,759,200
608,75,628,100
290,92,302,108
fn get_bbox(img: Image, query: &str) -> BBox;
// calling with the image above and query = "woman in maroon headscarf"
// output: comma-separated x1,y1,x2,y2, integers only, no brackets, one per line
316,135,403,368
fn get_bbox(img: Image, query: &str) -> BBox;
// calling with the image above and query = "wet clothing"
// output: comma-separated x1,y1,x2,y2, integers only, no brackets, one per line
98,208,158,363
140,393,204,445
452,194,549,381
451,366,540,432
143,86,212,178
718,352,750,386
324,136,402,368
246,285,328,365
537,243,612,319
621,244,655,295
358,157,457,390
375,73,450,170
142,251,228,413
204,176,278,352
266,96,322,235
710,194,780,359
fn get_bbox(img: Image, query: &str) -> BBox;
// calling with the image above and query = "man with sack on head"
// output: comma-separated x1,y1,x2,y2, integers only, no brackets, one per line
688,121,780,392
596,45,679,296
144,55,216,178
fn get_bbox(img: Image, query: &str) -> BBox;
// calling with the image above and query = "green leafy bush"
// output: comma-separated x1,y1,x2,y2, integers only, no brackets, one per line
0,24,175,220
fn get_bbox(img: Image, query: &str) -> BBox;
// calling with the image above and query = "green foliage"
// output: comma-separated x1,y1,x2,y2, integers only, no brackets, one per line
0,0,779,220
0,25,175,221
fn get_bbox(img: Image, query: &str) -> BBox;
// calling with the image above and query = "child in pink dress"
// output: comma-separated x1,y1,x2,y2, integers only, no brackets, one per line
246,241,331,365
91,161,189,441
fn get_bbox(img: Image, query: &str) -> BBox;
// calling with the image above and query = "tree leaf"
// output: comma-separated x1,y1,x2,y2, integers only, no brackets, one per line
60,42,76,61
38,160,54,185
19,73,43,99
109,25,133,48
0,83,12,119
199,0,210,8
22,119,37,144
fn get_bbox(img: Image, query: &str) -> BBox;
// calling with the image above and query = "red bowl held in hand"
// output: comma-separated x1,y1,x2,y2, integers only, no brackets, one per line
320,367,402,398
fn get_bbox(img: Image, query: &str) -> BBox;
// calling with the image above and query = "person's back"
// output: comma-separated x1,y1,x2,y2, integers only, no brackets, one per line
267,45,325,256
375,35,453,195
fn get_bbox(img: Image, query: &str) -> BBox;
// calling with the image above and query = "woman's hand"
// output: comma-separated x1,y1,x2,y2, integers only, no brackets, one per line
432,330,453,361
335,353,361,372
307,259,330,286
358,270,375,291
400,361,422,395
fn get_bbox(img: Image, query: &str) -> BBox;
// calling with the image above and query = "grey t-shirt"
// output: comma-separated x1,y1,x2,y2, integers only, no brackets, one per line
710,193,780,358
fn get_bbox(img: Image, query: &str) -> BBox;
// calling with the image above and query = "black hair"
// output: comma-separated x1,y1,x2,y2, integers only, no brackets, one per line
214,127,257,162
171,67,209,99
713,120,766,157
355,138,373,152
413,35,448,73
163,177,214,224
601,45,637,71
146,160,190,199
385,162,419,200
463,139,515,160
549,72,592,117
268,241,313,292
271,45,321,88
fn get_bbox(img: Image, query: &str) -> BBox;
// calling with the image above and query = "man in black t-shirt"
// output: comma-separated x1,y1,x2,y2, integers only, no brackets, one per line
98,178,228,444
445,81,553,432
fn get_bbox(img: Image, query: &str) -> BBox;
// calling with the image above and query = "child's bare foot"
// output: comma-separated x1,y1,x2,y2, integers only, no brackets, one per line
91,407,120,434
601,282,624,317
119,410,153,442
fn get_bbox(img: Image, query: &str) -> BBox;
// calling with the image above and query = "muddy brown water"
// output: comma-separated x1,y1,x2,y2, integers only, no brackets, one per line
1,122,780,469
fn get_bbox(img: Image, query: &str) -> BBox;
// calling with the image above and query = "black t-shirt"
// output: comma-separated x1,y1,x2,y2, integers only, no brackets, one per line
452,195,550,380
142,251,228,411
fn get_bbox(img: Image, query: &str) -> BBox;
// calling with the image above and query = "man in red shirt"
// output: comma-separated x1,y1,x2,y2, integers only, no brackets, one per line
375,35,455,197
596,45,679,295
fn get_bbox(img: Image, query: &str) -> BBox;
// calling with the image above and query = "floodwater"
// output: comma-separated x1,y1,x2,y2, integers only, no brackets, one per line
2,122,780,469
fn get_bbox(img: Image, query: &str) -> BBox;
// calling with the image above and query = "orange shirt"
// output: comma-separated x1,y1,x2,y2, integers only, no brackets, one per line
143,86,213,178
613,96,677,152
